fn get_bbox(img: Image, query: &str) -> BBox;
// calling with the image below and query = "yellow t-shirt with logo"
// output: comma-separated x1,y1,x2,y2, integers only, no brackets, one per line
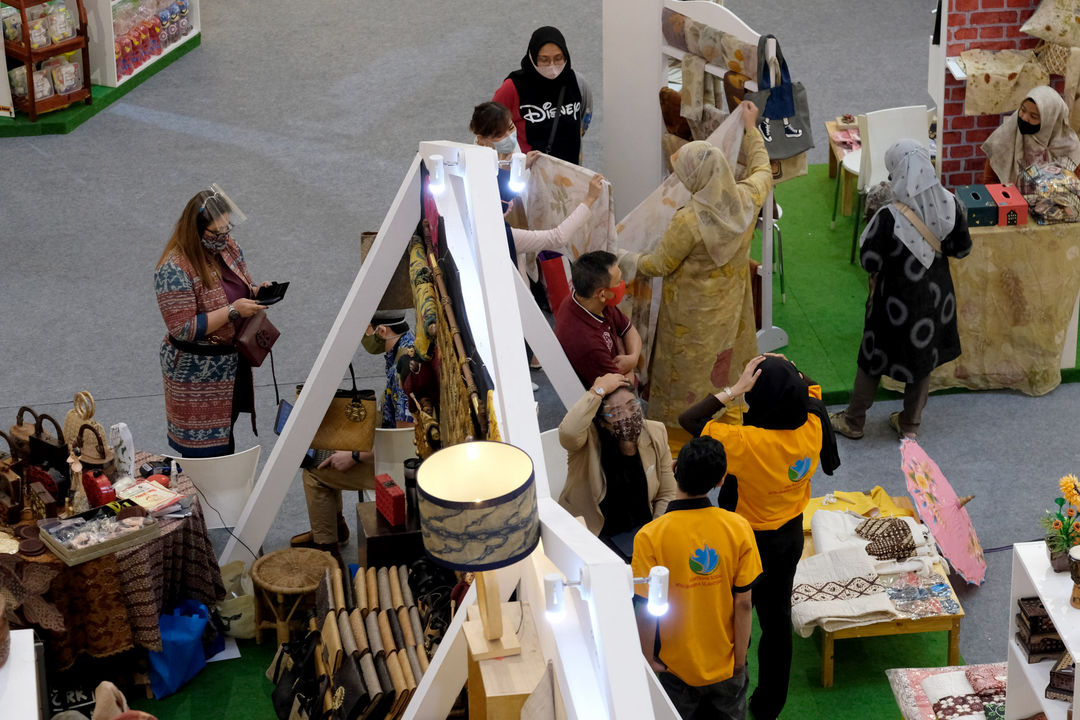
701,385,824,531
632,500,762,686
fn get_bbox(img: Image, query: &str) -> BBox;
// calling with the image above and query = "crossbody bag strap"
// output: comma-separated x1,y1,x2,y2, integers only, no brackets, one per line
544,85,566,153
892,202,943,254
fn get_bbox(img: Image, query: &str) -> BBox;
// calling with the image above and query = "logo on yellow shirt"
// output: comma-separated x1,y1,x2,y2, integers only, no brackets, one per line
788,457,812,482
689,544,719,575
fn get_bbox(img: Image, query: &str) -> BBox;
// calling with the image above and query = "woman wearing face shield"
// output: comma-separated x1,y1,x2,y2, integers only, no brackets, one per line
493,26,592,164
557,372,677,561
155,188,266,457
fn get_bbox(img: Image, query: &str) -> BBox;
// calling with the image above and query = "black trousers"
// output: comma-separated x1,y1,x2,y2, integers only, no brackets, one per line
749,514,804,720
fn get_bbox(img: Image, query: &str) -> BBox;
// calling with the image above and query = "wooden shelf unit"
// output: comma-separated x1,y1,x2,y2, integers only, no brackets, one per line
3,0,93,121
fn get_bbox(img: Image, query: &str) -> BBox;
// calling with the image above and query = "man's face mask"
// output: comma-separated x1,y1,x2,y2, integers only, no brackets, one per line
361,332,385,355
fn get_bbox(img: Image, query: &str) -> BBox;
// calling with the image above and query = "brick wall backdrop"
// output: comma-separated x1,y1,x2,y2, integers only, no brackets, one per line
941,0,1064,188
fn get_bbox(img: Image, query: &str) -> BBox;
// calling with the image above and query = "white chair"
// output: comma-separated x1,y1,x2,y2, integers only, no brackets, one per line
164,445,260,530
540,427,568,502
831,105,930,263
756,202,785,302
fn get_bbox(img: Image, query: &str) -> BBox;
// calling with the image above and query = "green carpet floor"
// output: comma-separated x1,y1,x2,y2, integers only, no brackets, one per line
0,34,200,137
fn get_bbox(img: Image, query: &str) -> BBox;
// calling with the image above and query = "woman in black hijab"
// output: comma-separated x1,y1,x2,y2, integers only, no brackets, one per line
678,354,839,720
493,26,592,164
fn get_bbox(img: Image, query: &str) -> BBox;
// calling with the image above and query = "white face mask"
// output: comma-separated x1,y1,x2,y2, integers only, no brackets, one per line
493,133,519,155
537,62,565,80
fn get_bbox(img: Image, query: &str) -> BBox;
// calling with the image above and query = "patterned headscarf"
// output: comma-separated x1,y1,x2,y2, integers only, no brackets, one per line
981,85,1080,184
672,140,759,266
863,140,956,270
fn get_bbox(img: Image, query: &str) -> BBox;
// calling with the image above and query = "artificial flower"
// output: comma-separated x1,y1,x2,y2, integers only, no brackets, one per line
1068,507,1078,517
1053,519,1063,530
1061,473,1080,507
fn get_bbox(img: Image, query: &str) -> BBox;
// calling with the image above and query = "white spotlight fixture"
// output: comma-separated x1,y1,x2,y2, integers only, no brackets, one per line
543,573,566,622
427,154,446,195
508,152,527,193
545,564,670,625
646,566,669,616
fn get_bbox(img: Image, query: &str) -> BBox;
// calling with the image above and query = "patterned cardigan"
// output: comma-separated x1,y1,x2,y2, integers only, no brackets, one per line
155,238,253,456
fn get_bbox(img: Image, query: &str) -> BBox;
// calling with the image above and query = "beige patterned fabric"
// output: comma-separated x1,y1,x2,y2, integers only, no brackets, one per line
523,154,616,261
884,224,1080,396
680,54,706,122
1065,46,1080,132
721,32,756,77
961,49,1048,116
1021,0,1080,48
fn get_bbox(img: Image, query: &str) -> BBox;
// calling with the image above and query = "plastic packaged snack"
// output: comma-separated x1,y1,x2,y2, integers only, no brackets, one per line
51,60,82,94
27,15,50,49
1,6,21,44
32,70,54,100
8,67,28,97
46,3,74,43
1019,162,1080,224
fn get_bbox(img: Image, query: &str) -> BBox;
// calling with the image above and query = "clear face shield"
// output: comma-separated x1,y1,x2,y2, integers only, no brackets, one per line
199,183,247,235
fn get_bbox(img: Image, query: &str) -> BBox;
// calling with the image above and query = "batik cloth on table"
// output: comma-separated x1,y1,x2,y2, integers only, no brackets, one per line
961,49,1048,116
522,154,615,281
882,223,1080,396
886,663,1006,720
615,105,748,385
790,546,901,637
36,451,225,669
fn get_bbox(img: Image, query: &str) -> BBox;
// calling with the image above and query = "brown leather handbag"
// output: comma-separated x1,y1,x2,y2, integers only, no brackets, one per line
303,365,377,452
28,413,67,472
8,406,39,463
236,310,280,368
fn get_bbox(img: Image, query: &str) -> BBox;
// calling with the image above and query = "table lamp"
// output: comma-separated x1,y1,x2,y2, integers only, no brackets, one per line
416,441,539,659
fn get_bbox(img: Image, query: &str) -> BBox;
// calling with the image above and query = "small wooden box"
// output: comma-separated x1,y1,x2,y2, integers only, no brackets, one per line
986,183,1028,226
955,185,999,227
374,474,406,527
1050,651,1075,692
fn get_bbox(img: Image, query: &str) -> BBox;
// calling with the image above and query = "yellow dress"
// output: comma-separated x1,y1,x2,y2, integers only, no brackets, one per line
636,130,772,429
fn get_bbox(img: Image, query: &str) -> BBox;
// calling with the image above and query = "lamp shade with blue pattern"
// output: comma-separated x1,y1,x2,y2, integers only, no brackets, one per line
416,441,539,572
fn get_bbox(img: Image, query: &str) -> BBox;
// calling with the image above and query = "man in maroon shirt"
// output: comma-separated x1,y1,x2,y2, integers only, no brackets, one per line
555,250,642,388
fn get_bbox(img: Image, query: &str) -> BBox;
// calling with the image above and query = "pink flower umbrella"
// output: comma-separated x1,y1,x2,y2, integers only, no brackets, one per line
900,438,986,585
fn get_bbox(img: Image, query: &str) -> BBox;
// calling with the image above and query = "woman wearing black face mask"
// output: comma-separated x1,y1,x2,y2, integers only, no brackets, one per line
557,373,676,561
155,188,266,457
493,26,592,164
981,85,1080,184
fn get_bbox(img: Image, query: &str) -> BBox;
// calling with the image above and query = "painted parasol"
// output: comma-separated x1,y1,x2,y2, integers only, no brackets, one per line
900,438,986,585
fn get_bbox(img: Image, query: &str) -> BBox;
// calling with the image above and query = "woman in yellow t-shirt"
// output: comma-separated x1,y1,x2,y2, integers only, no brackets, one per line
679,354,839,720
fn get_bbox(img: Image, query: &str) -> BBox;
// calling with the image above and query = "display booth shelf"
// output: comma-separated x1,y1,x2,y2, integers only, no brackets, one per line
84,0,199,87
1006,541,1079,720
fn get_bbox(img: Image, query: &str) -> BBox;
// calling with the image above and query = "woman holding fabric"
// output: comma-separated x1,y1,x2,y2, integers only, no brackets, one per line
830,139,971,440
155,187,266,457
625,103,771,431
493,26,592,164
981,85,1080,184
558,372,676,561
679,354,840,720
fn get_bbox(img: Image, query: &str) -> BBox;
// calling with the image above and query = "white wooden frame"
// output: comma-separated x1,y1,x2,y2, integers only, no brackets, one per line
603,0,787,352
223,141,678,719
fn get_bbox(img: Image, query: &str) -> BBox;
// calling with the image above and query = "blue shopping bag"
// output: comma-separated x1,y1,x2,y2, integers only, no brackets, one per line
148,601,210,698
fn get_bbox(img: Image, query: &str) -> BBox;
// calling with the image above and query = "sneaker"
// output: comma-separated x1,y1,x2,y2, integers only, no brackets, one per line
783,121,803,138
759,118,773,142
889,412,917,440
828,411,863,439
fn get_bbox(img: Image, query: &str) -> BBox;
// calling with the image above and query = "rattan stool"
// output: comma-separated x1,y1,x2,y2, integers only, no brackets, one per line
251,547,337,645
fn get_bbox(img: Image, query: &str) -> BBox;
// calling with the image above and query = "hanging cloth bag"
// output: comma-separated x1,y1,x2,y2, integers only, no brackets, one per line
743,34,814,160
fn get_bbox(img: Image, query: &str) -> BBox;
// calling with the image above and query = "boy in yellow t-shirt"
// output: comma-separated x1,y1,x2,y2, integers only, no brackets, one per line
632,436,762,720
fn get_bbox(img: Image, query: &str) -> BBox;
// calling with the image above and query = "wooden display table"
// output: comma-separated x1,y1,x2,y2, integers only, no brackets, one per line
825,120,859,218
802,495,964,688
355,501,425,569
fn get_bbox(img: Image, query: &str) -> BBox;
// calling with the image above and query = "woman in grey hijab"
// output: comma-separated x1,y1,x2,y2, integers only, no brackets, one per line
830,139,971,440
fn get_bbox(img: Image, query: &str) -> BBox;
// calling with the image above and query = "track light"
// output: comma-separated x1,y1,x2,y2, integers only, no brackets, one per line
427,154,445,195
644,566,669,616
544,565,670,624
543,573,566,622
508,152,527,193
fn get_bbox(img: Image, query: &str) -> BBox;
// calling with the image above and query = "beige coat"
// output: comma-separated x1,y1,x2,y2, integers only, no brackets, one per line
556,390,676,535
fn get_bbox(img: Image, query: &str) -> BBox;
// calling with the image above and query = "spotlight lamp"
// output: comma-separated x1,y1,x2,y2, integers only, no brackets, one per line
427,154,445,195
508,152,527,193
543,565,670,623
641,566,669,616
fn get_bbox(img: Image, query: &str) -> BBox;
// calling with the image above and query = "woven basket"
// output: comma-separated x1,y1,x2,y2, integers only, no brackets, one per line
251,547,338,595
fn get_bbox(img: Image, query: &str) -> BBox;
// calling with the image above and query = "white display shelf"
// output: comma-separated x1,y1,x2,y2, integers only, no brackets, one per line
84,0,199,87
0,629,40,718
1006,541,1078,720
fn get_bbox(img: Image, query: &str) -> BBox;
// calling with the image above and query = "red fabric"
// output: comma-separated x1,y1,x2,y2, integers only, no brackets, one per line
493,79,531,153
554,296,631,388
540,255,571,316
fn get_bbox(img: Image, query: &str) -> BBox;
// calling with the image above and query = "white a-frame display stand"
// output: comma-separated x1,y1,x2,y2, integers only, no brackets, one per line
223,141,680,719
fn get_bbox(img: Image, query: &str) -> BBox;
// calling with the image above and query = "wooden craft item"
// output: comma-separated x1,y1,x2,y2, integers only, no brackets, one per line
398,607,415,647
405,644,423,681
366,567,378,613
377,567,393,612
365,609,384,656
1016,632,1065,663
8,406,39,460
389,565,404,610
331,568,345,612
321,611,343,676
398,648,416,689
1016,614,1063,648
1050,651,1075,692
398,565,414,607
338,610,357,657
408,607,424,651
378,609,395,653
354,567,368,614
349,608,369,655
415,643,428,673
